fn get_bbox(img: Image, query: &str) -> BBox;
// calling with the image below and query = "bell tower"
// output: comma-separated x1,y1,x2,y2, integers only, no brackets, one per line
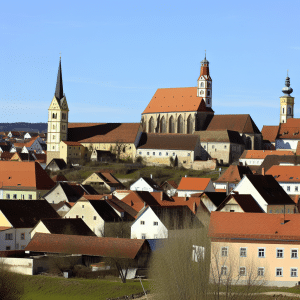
280,71,294,124
46,56,69,165
197,51,212,108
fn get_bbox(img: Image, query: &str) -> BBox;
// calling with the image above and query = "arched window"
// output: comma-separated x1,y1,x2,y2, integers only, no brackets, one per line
288,107,292,114
149,117,154,133
169,116,175,133
52,113,57,119
283,108,285,114
200,90,204,95
201,82,204,87
177,115,183,133
187,115,193,134
160,116,166,133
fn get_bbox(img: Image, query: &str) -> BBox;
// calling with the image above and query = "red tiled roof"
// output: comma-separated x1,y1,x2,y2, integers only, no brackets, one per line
209,212,300,241
261,125,279,143
277,118,300,140
62,141,83,146
26,233,148,259
215,189,226,193
266,165,300,183
240,150,294,159
177,177,212,191
142,87,213,114
215,165,252,183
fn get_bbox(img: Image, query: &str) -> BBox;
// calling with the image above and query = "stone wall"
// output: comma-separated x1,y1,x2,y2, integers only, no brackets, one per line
192,160,216,170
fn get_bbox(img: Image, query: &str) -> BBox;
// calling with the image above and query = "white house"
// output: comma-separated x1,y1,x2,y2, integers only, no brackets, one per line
177,177,215,197
130,177,162,193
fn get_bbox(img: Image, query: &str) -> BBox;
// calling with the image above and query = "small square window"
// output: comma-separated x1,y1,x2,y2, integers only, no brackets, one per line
140,221,145,225
6,246,10,250
187,153,190,156
6,194,10,199
295,186,298,192
13,194,17,199
291,268,298,277
258,268,264,276
93,216,97,220
153,221,158,226
159,152,162,156
276,268,283,277
28,194,32,200
277,249,284,258
224,145,227,149
139,152,142,155
153,152,155,156
221,247,228,257
240,247,247,257
291,249,298,258
21,246,25,250
20,233,25,240
239,267,246,276
141,233,146,239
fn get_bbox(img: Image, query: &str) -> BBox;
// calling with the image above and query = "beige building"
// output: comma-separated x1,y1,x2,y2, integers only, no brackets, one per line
60,140,84,164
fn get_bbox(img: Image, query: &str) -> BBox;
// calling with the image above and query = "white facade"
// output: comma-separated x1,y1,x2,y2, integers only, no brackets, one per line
131,207,168,239
130,178,161,192
276,182,300,195
239,158,264,166
276,139,299,150
0,228,32,251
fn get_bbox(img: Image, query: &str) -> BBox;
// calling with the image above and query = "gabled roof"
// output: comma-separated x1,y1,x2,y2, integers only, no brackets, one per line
88,200,122,222
138,133,199,151
106,198,138,219
194,130,244,144
261,125,279,143
209,212,300,241
217,194,264,213
240,150,294,159
0,200,59,228
46,159,67,170
96,172,125,188
266,165,300,183
277,118,300,140
161,180,178,189
0,161,55,190
200,192,227,207
132,177,162,191
11,152,36,162
142,87,214,114
177,177,212,191
51,174,68,182
36,218,96,236
67,123,141,144
0,145,11,152
206,114,261,134
50,201,72,211
26,233,149,259
0,152,14,161
215,165,253,183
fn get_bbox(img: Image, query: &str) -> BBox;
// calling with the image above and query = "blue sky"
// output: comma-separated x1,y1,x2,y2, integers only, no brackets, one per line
0,1,299,131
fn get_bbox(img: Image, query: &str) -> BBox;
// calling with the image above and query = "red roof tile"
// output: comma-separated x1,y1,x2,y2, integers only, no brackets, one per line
261,125,279,143
277,118,300,140
240,150,294,159
215,165,252,183
266,165,300,183
62,141,83,146
177,177,212,191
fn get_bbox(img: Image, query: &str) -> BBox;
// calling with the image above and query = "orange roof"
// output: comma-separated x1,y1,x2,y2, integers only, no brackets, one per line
240,150,294,159
261,125,279,143
62,141,83,146
177,177,212,191
161,196,200,214
142,87,213,114
209,212,300,241
266,165,300,183
14,136,40,148
215,165,252,183
0,227,12,231
277,118,300,140
215,189,226,193
0,161,55,190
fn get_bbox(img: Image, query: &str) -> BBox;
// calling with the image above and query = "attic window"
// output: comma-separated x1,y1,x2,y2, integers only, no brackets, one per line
290,177,293,179
17,184,21,186
8,177,11,179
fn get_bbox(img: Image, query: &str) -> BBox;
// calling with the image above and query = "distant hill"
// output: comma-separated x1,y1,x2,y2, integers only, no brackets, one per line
0,123,47,133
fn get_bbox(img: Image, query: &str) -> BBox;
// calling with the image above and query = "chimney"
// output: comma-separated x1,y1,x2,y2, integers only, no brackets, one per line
262,168,265,176
226,182,229,195
161,192,163,201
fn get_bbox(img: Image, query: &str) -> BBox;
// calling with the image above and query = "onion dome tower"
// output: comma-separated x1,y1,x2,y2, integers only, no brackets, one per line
280,71,294,124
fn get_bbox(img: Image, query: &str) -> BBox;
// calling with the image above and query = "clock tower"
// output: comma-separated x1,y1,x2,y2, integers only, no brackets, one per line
280,72,294,124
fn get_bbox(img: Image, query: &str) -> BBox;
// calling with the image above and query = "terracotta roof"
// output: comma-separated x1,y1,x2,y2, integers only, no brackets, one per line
51,174,68,182
240,150,294,159
142,87,214,114
215,165,253,183
209,212,300,241
177,177,212,191
67,123,141,144
195,130,244,144
296,142,300,155
215,189,226,193
62,141,83,146
26,233,149,259
138,133,199,151
0,227,12,231
207,114,261,134
34,154,46,163
0,161,55,190
289,195,299,204
261,125,279,143
161,196,199,214
266,165,300,183
108,198,138,218
277,118,300,140
217,194,264,213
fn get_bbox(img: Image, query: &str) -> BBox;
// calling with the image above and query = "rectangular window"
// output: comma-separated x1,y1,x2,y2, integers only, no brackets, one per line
173,153,175,156
76,215,79,218
20,233,25,240
141,233,146,239
221,247,228,257
212,145,215,149
153,152,155,156
166,152,168,156
93,216,97,220
240,247,247,257
277,249,284,258
258,248,265,258
139,152,142,155
82,205,84,208
5,233,13,240
291,249,298,259
147,152,149,155
6,246,10,250
140,221,145,225
258,268,264,276
224,145,227,149
13,194,17,199
287,186,290,192
291,268,298,277
187,153,190,156
82,216,84,219
159,152,162,156
21,246,25,250
276,268,283,277
239,267,246,276
221,266,227,275
269,209,272,213
6,194,10,199
28,194,32,200
153,221,158,226
295,186,298,192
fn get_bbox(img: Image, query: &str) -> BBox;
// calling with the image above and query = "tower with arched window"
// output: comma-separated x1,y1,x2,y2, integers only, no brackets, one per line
47,57,69,165
280,73,294,124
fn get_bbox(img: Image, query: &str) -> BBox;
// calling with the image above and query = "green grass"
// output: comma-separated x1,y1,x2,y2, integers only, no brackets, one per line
19,274,150,300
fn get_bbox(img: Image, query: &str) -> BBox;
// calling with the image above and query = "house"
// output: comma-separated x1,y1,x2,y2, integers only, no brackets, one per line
13,136,44,154
136,133,201,168
130,177,162,193
232,174,296,213
45,158,67,172
50,201,72,217
177,177,215,197
214,165,253,192
216,194,264,213
199,192,227,213
112,190,133,200
275,118,300,150
10,152,36,162
90,149,115,162
82,172,125,193
208,212,300,287
160,180,178,197
33,153,47,169
131,206,203,239
0,161,55,200
30,218,96,239
64,199,121,237
59,141,85,164
0,200,59,250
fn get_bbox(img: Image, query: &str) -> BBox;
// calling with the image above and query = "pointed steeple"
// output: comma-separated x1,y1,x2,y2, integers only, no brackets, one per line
55,56,64,101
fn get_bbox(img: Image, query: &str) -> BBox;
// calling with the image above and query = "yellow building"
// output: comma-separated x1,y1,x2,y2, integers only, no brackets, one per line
60,141,85,164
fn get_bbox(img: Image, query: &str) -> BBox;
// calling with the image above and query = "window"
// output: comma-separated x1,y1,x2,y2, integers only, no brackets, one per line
276,268,283,277
76,215,79,218
21,246,25,250
203,145,206,149
5,233,13,240
139,151,142,155
258,268,264,276
277,249,284,258
240,247,247,257
82,216,84,219
239,267,246,276
159,152,162,156
93,216,97,221
224,145,227,149
173,153,175,156
207,91,210,96
141,234,146,239
212,145,215,149
291,268,298,277
221,247,228,257
153,152,155,156
62,113,66,120
13,194,17,199
221,266,227,275
6,194,10,199
6,246,10,250
287,186,290,192
28,194,32,200
269,209,272,213
166,152,168,156
187,153,190,156
147,152,149,155
201,82,204,87
20,233,25,240
291,249,298,259
82,205,84,208
53,135,55,140
153,222,158,226
207,99,210,104
140,221,145,225
258,248,265,258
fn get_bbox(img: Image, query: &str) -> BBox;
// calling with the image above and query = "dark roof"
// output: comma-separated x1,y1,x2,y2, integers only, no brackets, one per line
0,200,59,228
200,192,227,207
147,239,166,251
194,130,245,144
161,180,178,189
38,218,96,236
108,198,138,218
51,174,68,182
245,174,295,205
217,194,264,213
55,58,64,101
50,201,71,211
0,145,11,152
13,152,36,161
138,133,199,150
46,159,67,170
0,152,14,161
89,200,122,222
207,114,261,134
140,177,162,190
215,165,253,183
26,233,150,259
81,184,99,195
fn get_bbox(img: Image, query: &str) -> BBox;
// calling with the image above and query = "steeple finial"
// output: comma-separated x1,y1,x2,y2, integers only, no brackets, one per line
282,72,293,96
205,49,206,60
55,56,64,101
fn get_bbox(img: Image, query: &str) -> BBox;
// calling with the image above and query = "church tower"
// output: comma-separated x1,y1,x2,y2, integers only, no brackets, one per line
197,52,212,108
46,57,69,165
280,72,294,124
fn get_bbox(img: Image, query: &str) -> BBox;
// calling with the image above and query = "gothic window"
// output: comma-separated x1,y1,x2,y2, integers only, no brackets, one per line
149,117,155,133
169,116,175,133
187,115,193,134
177,115,183,133
160,116,166,133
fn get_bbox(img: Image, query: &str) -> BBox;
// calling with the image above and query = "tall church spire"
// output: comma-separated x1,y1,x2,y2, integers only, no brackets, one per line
55,56,64,101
